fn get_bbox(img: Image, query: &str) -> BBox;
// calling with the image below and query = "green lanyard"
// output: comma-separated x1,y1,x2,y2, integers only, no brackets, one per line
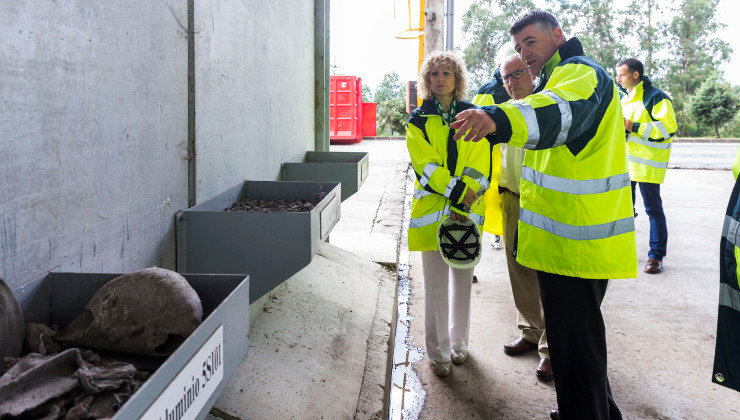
434,97,457,126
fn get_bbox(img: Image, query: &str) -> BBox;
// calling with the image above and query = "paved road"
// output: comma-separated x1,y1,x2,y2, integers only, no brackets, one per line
671,143,737,170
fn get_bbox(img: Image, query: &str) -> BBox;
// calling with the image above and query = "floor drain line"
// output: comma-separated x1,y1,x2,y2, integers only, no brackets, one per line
388,166,426,419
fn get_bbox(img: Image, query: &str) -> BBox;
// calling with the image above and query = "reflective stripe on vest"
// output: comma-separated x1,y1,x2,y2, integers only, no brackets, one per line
509,100,540,148
521,167,630,195
628,133,672,150
541,91,572,147
628,155,669,169
410,206,450,228
719,283,740,312
520,208,634,240
462,166,490,190
409,205,484,228
468,213,484,225
420,162,440,187
413,188,434,200
641,121,671,140
444,176,461,198
723,215,740,247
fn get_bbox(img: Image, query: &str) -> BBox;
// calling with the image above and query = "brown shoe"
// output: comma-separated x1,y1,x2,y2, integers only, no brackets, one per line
550,409,560,420
536,358,553,381
644,258,663,274
503,337,537,355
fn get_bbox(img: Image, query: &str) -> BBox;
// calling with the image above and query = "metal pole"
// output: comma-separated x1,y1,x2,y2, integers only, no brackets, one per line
424,0,444,56
446,0,453,51
187,0,196,206
314,0,330,152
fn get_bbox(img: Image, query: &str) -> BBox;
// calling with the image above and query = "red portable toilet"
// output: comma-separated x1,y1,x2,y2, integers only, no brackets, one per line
362,102,377,137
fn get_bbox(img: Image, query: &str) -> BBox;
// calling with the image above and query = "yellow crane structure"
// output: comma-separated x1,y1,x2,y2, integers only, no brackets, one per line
394,0,426,108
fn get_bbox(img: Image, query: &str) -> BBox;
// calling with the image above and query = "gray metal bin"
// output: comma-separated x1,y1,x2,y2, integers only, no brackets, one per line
176,180,341,303
281,151,369,201
11,271,250,420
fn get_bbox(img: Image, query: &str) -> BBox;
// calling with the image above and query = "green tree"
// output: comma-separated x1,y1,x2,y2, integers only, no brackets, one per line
689,80,739,138
362,84,373,102
663,0,731,136
461,0,536,90
624,0,666,77
375,72,408,136
554,0,629,76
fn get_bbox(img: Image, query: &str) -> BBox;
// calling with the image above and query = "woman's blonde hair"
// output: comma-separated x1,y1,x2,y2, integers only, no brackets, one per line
418,51,468,102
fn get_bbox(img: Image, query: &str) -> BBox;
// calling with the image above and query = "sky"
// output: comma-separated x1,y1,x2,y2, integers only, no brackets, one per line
330,0,740,92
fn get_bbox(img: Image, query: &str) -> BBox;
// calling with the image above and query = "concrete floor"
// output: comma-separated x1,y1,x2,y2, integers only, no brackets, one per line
208,140,740,419
405,163,740,418
209,139,409,419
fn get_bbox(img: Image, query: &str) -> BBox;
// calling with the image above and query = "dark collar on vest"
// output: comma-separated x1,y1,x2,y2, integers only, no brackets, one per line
540,37,585,80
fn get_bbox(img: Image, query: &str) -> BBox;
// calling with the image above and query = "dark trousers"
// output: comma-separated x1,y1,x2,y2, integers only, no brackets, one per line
631,181,668,260
537,271,622,420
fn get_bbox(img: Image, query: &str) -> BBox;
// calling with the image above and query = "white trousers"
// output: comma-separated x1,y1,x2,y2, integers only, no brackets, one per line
421,251,474,362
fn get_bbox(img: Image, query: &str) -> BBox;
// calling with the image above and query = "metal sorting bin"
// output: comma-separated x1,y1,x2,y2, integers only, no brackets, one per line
176,180,341,303
281,151,369,201
11,271,250,419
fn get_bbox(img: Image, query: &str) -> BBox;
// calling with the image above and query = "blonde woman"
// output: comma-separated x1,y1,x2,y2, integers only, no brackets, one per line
406,51,491,377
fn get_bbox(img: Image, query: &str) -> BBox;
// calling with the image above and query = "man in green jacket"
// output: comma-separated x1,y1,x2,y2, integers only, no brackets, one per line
452,10,636,419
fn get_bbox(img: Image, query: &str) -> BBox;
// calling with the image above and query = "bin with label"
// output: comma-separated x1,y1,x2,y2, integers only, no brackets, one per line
11,271,250,419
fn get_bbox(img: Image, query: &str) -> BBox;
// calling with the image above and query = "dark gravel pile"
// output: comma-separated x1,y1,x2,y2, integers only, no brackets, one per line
225,193,326,213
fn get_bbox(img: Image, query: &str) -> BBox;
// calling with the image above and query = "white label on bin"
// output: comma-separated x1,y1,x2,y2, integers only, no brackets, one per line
141,325,224,420
320,193,340,239
361,160,369,181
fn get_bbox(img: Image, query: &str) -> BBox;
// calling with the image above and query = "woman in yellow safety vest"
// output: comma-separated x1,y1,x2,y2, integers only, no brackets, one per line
406,51,491,377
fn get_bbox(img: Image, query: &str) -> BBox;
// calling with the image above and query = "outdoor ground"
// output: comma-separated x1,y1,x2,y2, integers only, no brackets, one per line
211,139,740,419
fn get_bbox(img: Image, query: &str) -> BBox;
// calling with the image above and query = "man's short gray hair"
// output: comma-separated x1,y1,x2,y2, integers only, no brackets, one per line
495,42,517,67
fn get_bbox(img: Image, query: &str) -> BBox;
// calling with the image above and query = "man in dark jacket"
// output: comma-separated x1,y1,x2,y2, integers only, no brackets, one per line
713,145,740,393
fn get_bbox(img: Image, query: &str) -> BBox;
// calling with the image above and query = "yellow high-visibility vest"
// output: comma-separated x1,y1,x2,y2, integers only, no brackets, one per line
472,67,509,236
621,77,677,184
406,99,491,251
482,38,638,279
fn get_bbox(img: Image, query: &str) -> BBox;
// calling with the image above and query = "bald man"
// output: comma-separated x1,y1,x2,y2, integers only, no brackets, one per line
498,54,551,381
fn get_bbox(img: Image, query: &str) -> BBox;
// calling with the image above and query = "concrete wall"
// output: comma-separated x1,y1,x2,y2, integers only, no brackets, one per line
0,1,189,289
0,0,320,289
194,0,315,202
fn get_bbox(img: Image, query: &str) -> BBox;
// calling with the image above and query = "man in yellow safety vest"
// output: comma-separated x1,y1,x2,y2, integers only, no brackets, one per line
496,53,552,381
451,10,637,419
616,58,677,274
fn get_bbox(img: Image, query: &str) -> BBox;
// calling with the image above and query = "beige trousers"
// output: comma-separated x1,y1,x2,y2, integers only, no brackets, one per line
502,190,549,359
421,251,473,363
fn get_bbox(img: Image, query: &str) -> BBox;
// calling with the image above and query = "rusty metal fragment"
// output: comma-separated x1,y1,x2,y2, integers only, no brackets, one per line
25,322,66,355
0,348,84,417
0,348,143,419
58,267,203,356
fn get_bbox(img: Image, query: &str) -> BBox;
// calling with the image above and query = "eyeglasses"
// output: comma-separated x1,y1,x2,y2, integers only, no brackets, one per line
502,67,530,82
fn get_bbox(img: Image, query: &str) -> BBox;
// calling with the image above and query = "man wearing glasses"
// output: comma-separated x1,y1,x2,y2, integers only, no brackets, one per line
472,43,515,252
497,54,552,381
